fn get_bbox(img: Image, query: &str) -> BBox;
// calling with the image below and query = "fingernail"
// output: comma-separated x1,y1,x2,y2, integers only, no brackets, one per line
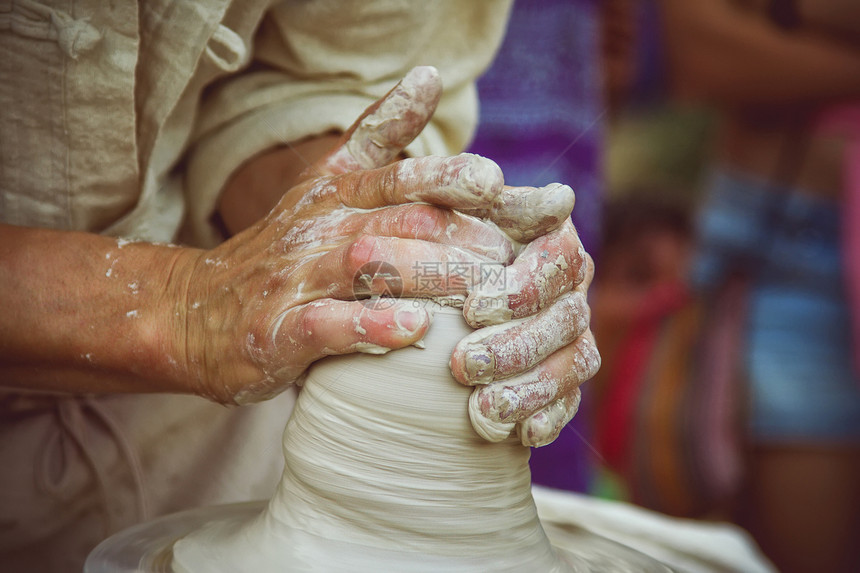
517,396,576,448
518,419,551,448
464,292,512,327
464,342,494,384
540,183,575,217
394,306,426,336
517,410,556,448
459,154,503,205
479,385,518,423
468,391,515,442
401,65,440,91
500,184,575,242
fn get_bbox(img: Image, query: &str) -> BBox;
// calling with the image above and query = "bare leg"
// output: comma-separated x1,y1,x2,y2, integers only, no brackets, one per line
740,445,860,573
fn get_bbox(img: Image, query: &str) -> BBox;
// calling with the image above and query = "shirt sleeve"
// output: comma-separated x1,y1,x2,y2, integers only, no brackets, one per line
184,0,513,247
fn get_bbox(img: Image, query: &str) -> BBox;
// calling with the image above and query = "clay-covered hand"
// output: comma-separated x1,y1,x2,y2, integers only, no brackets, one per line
177,67,517,404
450,218,601,447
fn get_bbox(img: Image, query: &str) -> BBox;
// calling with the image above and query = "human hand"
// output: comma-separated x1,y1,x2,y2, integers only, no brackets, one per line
178,67,521,404
450,219,601,447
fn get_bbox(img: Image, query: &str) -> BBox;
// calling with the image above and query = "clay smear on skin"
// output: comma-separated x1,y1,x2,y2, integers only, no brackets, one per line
466,223,584,327
344,67,440,170
474,333,598,445
520,391,582,447
248,299,435,403
486,183,576,243
277,205,371,252
476,368,559,423
475,334,597,426
460,290,589,386
401,154,503,210
485,292,589,375
318,66,440,176
514,247,580,317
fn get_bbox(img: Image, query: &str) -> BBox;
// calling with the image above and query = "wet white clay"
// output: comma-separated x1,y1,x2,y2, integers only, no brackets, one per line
172,304,574,572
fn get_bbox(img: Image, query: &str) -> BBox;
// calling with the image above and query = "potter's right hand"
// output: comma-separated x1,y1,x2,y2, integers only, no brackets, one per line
175,67,515,405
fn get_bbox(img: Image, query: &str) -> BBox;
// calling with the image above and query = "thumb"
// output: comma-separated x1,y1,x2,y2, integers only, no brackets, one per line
307,66,443,178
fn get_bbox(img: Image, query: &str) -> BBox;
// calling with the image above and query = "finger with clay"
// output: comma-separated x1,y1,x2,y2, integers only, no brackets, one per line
451,221,601,447
461,182,576,243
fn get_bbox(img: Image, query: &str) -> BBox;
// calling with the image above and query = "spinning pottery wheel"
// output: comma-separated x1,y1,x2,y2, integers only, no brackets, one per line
86,304,671,572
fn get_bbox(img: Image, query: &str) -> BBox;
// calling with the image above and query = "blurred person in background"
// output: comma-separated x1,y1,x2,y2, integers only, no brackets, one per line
593,0,722,511
654,2,860,571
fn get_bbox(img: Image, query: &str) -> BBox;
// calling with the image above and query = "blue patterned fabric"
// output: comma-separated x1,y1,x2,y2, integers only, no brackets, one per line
693,168,860,443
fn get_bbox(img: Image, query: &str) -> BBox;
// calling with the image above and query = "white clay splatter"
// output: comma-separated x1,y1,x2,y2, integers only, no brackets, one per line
105,255,120,278
205,257,229,268
401,154,503,210
353,315,367,335
334,66,441,171
349,342,391,354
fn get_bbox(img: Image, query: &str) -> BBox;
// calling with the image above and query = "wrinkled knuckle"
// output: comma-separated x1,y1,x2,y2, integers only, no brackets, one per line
401,203,444,238
579,337,602,380
295,305,320,344
333,173,361,204
580,250,595,284
452,154,503,206
251,316,274,358
379,163,402,204
561,291,588,319
344,234,380,272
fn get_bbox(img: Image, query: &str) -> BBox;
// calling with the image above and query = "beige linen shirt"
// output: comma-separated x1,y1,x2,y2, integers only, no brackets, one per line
1,0,511,245
0,1,512,571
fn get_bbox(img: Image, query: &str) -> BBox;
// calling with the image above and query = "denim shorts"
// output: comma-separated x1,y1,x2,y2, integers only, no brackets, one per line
692,169,860,444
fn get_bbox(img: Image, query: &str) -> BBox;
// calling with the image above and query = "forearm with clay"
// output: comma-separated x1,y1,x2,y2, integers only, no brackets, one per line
0,224,197,395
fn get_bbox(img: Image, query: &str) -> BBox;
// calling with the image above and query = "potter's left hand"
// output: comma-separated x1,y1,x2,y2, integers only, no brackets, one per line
450,218,600,447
